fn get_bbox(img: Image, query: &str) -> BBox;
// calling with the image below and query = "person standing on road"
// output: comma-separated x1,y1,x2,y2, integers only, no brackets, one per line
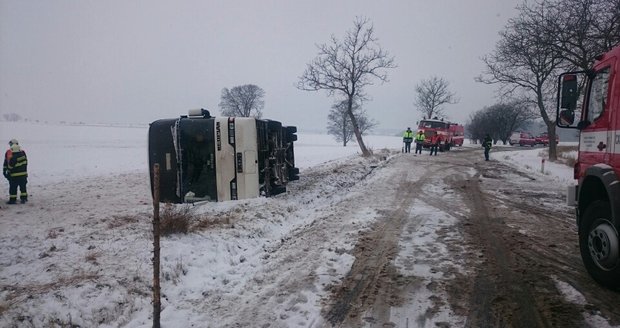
3,139,28,204
402,127,413,153
483,134,492,161
414,130,425,155
430,134,442,156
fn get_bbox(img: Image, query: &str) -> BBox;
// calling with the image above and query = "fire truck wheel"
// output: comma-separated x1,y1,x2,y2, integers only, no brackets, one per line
579,200,620,290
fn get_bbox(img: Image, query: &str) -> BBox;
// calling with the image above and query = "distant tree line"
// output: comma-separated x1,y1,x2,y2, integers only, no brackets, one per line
2,113,22,122
466,101,536,144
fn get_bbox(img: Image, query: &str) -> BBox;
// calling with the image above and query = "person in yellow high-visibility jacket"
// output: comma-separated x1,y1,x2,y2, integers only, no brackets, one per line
414,131,426,154
402,127,413,153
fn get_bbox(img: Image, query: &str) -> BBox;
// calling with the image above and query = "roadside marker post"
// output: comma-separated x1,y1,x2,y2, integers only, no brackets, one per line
152,164,161,328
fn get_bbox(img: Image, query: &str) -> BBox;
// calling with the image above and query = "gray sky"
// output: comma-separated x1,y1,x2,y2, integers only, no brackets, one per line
0,0,520,132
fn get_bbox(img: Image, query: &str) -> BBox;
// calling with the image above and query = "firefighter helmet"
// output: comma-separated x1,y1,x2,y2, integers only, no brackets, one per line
8,139,18,146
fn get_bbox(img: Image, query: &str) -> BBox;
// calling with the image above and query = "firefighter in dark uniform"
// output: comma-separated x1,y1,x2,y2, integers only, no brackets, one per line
483,134,492,161
3,139,28,204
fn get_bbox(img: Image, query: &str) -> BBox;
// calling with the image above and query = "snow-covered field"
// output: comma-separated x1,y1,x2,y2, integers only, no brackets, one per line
0,121,578,327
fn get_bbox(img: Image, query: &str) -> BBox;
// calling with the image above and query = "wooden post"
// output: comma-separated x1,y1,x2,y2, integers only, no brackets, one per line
152,164,161,328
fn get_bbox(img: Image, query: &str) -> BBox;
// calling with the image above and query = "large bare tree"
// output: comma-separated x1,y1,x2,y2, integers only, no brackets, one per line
478,4,565,160
297,17,396,156
414,76,458,119
219,84,265,118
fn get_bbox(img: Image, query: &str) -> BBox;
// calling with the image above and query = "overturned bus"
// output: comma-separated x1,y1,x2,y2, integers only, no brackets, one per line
148,109,299,203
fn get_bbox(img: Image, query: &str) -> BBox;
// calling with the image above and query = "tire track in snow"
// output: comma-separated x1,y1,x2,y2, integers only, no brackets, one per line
325,155,444,327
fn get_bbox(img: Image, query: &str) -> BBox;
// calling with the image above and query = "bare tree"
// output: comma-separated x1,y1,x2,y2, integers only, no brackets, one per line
538,0,620,71
465,110,488,144
327,99,377,146
414,76,458,119
219,84,265,118
298,17,396,156
478,5,565,160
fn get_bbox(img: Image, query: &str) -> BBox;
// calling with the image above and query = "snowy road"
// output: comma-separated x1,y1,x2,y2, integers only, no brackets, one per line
293,146,620,328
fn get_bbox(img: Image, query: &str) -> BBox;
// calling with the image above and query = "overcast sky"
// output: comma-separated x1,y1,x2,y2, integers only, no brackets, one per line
0,0,521,132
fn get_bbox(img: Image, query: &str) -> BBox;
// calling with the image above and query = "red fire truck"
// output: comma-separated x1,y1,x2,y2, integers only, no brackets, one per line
557,44,620,290
417,118,463,151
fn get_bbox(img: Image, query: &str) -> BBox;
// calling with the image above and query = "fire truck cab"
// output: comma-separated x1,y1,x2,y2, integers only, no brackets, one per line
417,118,461,151
556,44,620,290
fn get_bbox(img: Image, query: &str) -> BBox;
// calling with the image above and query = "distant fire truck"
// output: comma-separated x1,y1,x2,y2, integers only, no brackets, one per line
417,118,464,151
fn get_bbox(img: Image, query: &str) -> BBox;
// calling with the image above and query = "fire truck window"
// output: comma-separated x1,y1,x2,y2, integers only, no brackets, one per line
419,121,448,129
587,67,610,123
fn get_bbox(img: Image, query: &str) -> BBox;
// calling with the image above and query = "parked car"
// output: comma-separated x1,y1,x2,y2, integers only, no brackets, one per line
509,132,537,147
535,132,559,146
